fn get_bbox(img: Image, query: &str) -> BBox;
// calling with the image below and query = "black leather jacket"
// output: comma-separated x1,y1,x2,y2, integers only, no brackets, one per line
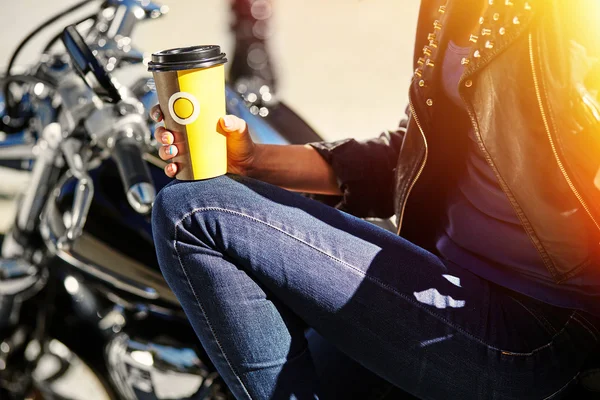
311,0,600,283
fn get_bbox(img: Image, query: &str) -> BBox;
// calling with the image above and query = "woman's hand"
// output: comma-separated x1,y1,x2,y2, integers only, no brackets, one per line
150,104,340,195
150,104,259,178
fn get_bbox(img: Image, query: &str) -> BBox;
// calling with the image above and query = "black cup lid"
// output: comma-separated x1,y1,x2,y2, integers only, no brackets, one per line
148,45,227,72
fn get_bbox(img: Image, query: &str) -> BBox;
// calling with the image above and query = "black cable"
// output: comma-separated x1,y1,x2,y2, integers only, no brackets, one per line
5,0,98,77
3,0,98,129
42,14,97,54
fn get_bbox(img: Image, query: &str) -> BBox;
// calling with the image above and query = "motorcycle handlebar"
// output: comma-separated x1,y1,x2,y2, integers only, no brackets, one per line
111,135,155,214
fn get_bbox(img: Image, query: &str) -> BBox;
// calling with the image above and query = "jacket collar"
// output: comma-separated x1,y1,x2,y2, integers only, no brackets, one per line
413,0,539,85
411,0,539,110
461,0,538,81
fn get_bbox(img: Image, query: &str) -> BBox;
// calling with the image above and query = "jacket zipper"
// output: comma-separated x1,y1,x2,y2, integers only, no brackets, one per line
397,92,429,234
528,32,600,232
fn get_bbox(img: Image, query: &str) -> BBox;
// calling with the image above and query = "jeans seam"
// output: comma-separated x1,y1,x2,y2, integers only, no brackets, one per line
176,206,575,357
575,313,600,337
542,372,579,400
239,345,310,372
174,226,254,400
374,383,396,400
572,314,598,342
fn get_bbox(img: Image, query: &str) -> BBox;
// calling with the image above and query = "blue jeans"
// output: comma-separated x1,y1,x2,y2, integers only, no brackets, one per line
152,175,599,400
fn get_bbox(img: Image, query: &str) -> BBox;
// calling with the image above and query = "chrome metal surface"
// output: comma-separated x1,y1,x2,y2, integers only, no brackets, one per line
61,138,89,180
0,233,24,260
106,333,224,400
102,0,167,39
93,39,145,70
88,1,168,69
127,182,155,214
0,144,34,160
59,137,96,243
30,339,112,400
0,258,43,297
39,172,179,304
0,258,46,341
66,177,94,242
16,123,62,233
84,100,150,150
57,75,100,134
51,234,162,301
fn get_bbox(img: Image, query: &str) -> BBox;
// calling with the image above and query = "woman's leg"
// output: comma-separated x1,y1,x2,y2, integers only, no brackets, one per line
304,329,407,400
152,175,599,400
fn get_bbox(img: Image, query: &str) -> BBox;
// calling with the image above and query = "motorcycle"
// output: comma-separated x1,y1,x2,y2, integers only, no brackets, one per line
0,1,332,398
1,1,599,399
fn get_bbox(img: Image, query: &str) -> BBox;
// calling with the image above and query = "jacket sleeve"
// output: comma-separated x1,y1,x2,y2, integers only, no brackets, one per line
308,109,409,219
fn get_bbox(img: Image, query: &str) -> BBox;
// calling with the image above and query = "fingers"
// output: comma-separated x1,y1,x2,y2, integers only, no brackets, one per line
154,126,174,145
151,104,178,178
156,126,176,161
158,143,178,160
164,162,177,178
150,104,163,122
154,112,246,179
219,115,247,136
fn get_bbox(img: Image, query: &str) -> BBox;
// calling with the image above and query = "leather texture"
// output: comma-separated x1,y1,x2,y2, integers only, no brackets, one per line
312,0,600,283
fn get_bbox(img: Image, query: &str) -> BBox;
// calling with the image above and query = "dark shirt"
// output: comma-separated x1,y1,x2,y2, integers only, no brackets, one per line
436,41,600,316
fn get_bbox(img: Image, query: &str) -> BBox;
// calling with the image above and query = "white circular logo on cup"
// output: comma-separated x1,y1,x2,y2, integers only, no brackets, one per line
168,92,201,125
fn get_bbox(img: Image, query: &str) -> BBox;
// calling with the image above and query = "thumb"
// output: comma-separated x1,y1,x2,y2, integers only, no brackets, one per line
219,115,248,139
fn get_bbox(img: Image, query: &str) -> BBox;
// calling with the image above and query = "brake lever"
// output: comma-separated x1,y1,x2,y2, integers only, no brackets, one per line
67,175,94,242
61,138,88,180
60,137,94,242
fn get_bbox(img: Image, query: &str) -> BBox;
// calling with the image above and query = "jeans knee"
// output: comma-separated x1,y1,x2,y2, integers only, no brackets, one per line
151,175,243,240
152,179,178,225
152,176,243,279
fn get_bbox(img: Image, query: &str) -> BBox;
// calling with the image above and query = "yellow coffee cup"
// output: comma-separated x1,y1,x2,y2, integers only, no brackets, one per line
149,45,227,180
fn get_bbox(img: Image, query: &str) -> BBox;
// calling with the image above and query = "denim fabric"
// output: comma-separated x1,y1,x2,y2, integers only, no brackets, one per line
152,175,600,400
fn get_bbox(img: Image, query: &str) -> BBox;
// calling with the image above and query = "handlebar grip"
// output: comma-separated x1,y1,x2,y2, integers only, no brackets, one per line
112,137,155,214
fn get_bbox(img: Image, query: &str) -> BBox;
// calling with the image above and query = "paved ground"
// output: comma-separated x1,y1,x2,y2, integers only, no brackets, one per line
0,0,419,141
0,0,419,230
